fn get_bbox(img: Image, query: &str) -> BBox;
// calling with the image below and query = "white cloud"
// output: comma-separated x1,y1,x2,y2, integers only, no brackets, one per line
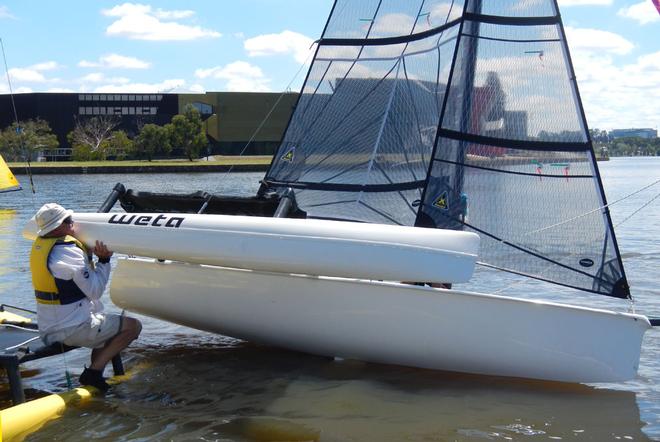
617,1,660,25
0,84,32,93
154,8,194,20
571,48,660,129
195,61,270,92
78,53,150,69
80,73,106,83
189,84,206,93
6,61,61,83
244,30,314,64
565,27,634,55
371,13,416,37
558,0,612,5
47,87,76,93
102,3,221,41
30,61,61,71
79,73,130,84
103,3,150,17
0,6,15,19
93,78,188,93
430,2,462,22
8,68,47,82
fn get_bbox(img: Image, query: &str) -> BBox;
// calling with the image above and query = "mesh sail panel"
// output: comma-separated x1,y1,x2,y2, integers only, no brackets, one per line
417,0,628,298
266,0,628,298
267,0,464,225
442,22,587,143
421,138,625,296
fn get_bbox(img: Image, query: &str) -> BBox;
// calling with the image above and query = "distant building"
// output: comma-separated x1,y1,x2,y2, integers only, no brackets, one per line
609,128,657,139
0,91,298,160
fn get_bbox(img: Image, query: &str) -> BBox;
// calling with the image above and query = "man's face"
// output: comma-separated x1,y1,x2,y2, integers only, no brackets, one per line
63,216,76,235
48,217,75,237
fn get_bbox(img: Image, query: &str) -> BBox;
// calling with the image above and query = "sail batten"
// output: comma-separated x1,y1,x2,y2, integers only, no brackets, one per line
266,0,629,298
319,17,463,47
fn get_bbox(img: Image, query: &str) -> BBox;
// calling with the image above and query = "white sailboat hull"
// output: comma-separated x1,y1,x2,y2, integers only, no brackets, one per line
23,213,479,284
111,258,651,383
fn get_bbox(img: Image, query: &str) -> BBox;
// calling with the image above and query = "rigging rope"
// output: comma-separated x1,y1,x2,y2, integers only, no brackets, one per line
488,177,660,300
0,37,36,193
521,177,660,236
615,189,660,228
214,42,317,185
2,38,74,385
214,0,349,188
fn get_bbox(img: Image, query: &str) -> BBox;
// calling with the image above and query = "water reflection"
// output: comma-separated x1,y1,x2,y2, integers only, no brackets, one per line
0,209,16,281
32,342,649,441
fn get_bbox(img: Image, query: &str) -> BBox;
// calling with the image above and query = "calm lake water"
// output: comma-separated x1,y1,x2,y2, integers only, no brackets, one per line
1,157,658,441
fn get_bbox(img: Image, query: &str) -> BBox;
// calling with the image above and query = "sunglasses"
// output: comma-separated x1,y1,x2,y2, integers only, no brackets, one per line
63,216,74,225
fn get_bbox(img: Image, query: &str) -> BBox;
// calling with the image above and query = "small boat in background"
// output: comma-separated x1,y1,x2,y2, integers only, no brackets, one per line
0,154,20,193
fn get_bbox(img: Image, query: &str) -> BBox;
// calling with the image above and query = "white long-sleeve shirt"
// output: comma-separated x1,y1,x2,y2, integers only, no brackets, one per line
37,242,111,342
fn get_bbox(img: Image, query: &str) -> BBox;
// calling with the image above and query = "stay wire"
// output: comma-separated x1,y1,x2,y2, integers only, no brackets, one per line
2,37,74,385
213,0,352,188
615,189,660,228
216,46,317,186
0,37,36,194
521,177,660,236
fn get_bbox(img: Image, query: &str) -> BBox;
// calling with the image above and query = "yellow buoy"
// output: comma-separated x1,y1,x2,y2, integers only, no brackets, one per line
1,360,150,441
1,387,94,442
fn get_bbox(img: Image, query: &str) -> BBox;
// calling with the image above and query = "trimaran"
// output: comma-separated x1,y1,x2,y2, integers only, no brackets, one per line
25,0,658,383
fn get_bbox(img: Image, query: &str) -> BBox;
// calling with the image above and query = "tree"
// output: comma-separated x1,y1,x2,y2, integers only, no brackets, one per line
103,130,134,160
134,124,171,161
589,128,609,144
0,119,59,161
67,116,120,160
168,105,207,161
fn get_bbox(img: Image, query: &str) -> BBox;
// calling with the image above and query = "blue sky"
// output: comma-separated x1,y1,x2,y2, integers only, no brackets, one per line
0,0,658,130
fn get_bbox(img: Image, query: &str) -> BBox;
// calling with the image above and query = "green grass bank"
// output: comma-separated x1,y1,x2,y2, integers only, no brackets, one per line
9,156,273,174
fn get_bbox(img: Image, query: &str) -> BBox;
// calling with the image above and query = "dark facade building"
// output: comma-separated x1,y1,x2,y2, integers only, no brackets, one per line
0,91,298,160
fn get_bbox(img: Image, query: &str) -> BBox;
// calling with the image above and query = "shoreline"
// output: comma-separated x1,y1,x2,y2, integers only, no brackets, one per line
8,154,617,175
9,158,272,174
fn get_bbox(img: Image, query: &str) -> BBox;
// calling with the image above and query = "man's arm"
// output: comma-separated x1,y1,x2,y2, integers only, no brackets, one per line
48,244,111,300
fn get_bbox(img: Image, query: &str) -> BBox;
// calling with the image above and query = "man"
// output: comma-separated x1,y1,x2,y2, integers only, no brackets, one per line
30,203,141,391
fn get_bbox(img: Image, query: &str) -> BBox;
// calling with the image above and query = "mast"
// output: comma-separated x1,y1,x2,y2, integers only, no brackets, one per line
416,0,482,230
454,0,482,220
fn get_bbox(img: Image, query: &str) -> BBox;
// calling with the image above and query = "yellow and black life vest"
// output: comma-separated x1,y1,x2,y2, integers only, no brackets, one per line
30,235,89,305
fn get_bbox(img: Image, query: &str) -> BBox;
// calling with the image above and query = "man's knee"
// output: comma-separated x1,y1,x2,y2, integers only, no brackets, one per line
122,317,142,339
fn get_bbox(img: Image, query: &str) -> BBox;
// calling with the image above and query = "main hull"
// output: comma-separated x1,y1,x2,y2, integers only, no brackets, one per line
111,258,650,383
24,213,479,284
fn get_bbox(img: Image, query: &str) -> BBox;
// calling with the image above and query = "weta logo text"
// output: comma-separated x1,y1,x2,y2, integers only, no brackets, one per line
108,214,185,228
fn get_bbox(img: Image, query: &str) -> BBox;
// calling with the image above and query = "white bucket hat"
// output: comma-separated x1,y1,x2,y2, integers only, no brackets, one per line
35,203,73,237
